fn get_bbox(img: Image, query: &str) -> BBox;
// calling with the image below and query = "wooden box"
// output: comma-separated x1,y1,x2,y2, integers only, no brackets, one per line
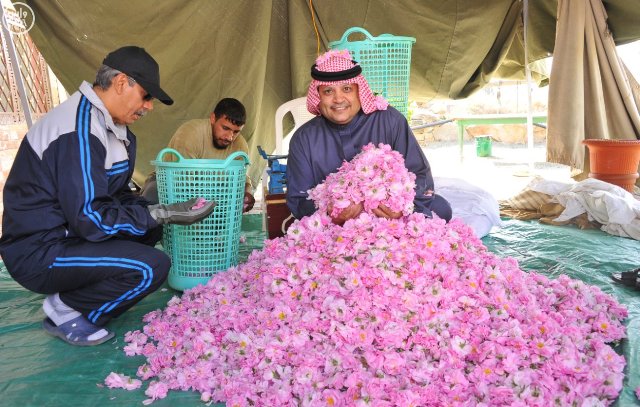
264,193,294,239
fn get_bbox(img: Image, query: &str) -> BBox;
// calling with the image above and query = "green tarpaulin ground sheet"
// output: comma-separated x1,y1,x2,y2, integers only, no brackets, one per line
1,215,639,406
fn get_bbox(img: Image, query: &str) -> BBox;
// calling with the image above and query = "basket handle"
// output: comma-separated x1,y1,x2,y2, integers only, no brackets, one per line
154,148,249,165
155,147,184,162
224,151,250,166
339,27,374,43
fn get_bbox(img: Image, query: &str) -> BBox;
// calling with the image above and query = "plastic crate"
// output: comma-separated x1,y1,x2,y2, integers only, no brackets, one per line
152,148,249,290
329,27,415,118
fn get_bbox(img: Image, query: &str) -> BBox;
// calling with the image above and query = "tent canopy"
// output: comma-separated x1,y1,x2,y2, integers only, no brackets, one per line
23,0,640,185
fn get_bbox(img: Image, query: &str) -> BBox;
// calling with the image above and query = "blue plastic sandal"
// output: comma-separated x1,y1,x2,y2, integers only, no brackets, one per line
42,316,114,346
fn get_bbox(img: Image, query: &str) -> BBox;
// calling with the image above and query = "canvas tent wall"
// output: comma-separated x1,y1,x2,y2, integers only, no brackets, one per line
20,0,640,186
547,0,640,174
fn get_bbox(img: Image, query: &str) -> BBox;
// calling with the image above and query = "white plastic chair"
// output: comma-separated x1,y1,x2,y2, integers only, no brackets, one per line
261,97,316,192
274,96,316,155
261,97,316,235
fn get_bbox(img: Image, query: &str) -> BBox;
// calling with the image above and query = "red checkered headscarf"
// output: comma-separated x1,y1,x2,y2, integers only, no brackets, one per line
306,49,389,116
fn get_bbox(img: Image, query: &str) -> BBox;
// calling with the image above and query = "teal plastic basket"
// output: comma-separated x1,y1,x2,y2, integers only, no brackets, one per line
152,148,249,291
329,27,416,119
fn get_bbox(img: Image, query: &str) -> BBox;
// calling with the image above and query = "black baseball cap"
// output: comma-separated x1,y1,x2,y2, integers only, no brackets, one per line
102,46,173,105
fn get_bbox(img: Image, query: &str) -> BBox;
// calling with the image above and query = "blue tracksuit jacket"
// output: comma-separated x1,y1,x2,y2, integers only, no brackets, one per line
0,81,159,281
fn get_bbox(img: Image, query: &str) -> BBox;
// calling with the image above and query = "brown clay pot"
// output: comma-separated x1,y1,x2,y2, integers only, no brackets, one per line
582,139,640,192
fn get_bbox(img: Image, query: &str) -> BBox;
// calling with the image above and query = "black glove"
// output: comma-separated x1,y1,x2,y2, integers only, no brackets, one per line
148,197,216,225
243,191,255,213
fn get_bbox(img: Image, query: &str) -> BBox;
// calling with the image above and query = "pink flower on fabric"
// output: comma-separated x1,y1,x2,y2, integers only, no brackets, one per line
104,372,142,390
124,330,148,345
142,381,169,404
123,341,144,357
136,364,155,381
200,391,212,402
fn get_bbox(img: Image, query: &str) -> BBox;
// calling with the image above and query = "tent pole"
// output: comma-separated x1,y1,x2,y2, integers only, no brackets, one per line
523,0,534,172
0,6,33,128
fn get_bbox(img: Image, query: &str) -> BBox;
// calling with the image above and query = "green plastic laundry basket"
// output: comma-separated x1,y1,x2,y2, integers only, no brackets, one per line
152,148,249,291
329,27,416,118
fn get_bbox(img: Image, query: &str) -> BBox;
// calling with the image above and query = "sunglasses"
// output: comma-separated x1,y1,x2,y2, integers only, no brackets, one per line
127,76,154,101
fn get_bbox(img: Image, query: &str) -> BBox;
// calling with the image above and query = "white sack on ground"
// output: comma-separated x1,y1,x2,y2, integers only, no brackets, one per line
435,177,502,238
549,178,640,240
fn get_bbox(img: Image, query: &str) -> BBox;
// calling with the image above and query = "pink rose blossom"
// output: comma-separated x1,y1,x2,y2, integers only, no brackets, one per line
104,372,142,390
373,95,389,110
142,381,169,404
190,197,208,210
308,143,416,217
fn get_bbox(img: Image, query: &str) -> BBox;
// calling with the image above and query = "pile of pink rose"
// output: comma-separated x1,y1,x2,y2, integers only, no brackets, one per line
106,144,628,406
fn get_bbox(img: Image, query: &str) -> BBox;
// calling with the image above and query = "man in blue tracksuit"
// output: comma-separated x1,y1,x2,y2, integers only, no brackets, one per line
0,46,215,346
